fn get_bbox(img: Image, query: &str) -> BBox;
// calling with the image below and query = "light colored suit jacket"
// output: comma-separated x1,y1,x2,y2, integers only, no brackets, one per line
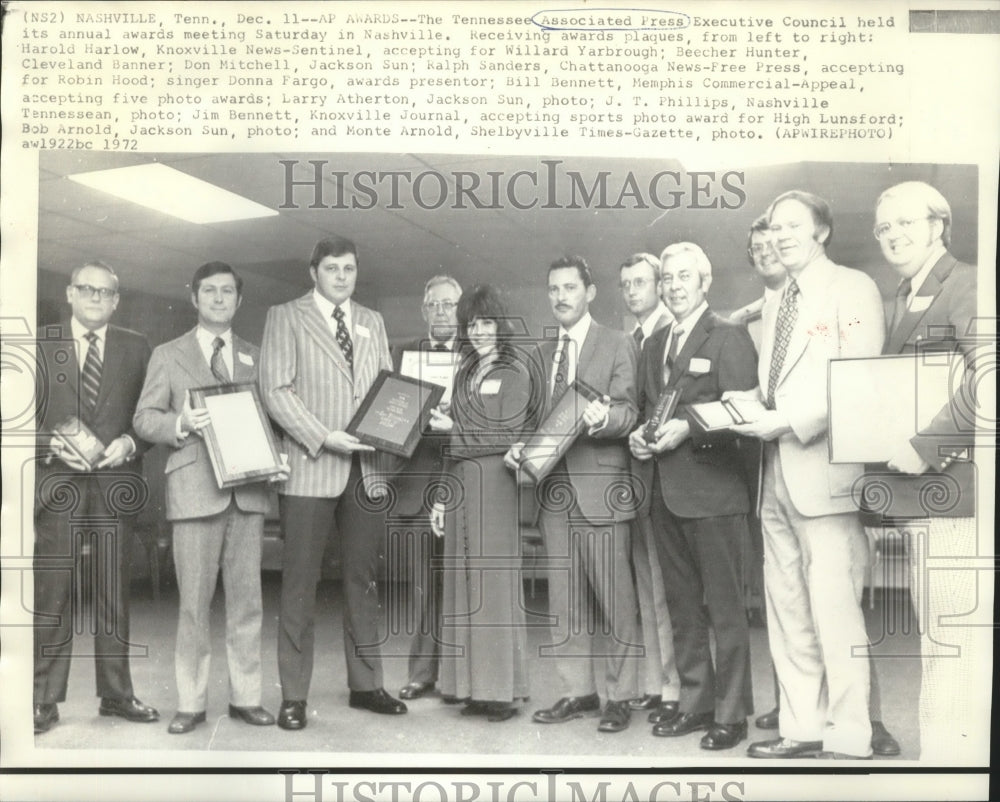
134,328,271,521
259,294,394,498
758,256,885,517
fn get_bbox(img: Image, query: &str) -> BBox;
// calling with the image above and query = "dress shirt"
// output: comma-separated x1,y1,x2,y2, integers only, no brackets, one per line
663,301,708,366
195,326,234,378
312,289,352,340
905,244,947,305
551,312,592,395
428,335,456,351
634,303,672,343
69,316,134,456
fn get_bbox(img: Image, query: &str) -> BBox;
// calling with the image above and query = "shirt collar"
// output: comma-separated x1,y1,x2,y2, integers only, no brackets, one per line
70,317,108,343
313,290,351,327
907,244,947,297
763,284,782,304
559,312,592,347
196,326,232,349
637,303,672,339
428,335,456,351
672,301,708,338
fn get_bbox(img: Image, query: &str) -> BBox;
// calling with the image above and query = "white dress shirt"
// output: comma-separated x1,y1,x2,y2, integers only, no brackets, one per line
551,312,592,394
312,289,352,339
664,301,708,366
633,303,672,343
195,326,234,378
906,243,947,304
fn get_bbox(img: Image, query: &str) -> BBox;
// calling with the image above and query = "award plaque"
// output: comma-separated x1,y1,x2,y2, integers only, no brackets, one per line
642,388,681,443
399,349,459,404
52,415,106,470
345,370,445,458
189,382,285,489
517,378,603,485
688,397,767,431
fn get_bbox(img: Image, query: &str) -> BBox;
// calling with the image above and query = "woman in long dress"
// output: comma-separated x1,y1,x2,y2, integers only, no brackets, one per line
429,285,542,722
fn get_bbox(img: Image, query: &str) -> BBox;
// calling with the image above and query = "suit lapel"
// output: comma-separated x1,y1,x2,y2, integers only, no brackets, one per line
232,336,256,382
885,253,956,354
777,262,834,387
669,311,712,387
350,301,371,376
645,323,671,397
93,326,124,416
297,294,353,382
175,329,216,385
576,322,599,385
539,338,557,416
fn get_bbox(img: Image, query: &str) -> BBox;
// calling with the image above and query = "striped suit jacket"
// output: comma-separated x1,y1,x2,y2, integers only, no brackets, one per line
259,293,395,498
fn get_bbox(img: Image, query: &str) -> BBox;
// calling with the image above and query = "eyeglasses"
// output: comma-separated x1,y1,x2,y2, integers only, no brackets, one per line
619,276,656,291
873,216,934,241
72,284,117,300
748,242,778,257
423,301,457,313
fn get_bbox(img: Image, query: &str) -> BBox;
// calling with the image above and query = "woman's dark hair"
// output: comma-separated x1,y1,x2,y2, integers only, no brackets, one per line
456,284,516,360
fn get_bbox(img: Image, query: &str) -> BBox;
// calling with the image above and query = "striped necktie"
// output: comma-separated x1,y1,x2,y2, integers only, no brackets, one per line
767,278,800,409
81,331,102,416
210,336,231,383
333,306,353,369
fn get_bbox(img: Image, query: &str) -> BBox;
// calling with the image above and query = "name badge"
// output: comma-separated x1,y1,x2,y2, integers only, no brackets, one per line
480,379,501,395
909,295,933,313
355,324,371,338
237,352,254,366
689,357,711,375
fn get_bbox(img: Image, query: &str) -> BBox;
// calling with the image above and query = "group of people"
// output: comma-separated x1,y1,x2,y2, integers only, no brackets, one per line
32,180,978,761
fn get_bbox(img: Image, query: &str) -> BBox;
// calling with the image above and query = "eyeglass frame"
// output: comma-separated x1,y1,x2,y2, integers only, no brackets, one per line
873,215,935,241
422,300,457,313
72,283,118,300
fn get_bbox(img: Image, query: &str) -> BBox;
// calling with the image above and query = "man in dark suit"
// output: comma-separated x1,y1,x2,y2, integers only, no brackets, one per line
506,255,641,733
629,243,758,750
134,262,279,734
260,236,403,729
862,181,981,762
394,275,463,702
33,260,159,734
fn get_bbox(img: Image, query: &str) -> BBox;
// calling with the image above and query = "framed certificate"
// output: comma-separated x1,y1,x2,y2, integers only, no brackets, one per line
399,349,459,404
517,378,602,485
189,382,285,489
345,370,445,458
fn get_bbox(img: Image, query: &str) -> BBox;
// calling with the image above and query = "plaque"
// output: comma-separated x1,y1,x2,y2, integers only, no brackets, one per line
517,378,603,485
688,397,768,431
189,382,286,489
345,370,445,458
52,415,106,470
642,388,682,443
399,349,459,404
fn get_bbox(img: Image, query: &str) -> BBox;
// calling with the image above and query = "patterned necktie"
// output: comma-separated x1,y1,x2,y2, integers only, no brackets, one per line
81,331,102,416
888,277,913,336
210,336,230,383
551,334,571,406
767,278,800,409
333,306,353,369
632,326,644,349
662,326,682,387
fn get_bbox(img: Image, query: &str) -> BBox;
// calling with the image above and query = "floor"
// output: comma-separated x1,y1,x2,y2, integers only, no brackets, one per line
30,573,921,762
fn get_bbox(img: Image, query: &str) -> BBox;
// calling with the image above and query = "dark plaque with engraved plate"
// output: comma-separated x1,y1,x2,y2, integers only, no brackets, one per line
346,370,445,458
642,388,681,444
52,415,106,470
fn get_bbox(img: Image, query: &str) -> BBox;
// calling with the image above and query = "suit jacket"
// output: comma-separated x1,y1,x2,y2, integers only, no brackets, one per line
259,294,394,498
862,253,977,521
35,321,152,511
390,337,455,517
535,320,638,523
635,310,758,519
729,296,765,353
133,328,271,521
758,256,885,517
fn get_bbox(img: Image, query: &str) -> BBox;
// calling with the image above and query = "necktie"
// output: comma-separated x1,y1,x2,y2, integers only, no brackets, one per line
551,334,571,406
81,331,102,416
767,278,800,409
632,326,644,349
888,277,912,336
210,336,230,383
433,342,448,352
662,327,682,387
333,306,353,369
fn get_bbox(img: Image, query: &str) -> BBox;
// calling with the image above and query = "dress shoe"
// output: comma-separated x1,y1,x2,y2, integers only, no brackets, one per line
349,688,407,715
228,705,275,726
532,693,600,724
441,694,467,705
755,707,780,730
399,681,435,700
99,696,159,723
168,711,206,734
460,700,492,717
652,710,713,737
277,700,307,730
700,720,748,750
33,703,59,734
597,701,631,733
627,693,661,711
870,720,901,756
747,737,823,759
816,751,873,760
486,703,518,723
647,700,680,725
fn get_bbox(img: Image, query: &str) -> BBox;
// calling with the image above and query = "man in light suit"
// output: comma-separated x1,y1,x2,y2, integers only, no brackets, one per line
260,235,403,729
618,253,681,723
395,275,462,702
862,181,981,762
33,260,159,734
134,262,277,734
729,191,886,759
630,243,758,750
506,255,641,733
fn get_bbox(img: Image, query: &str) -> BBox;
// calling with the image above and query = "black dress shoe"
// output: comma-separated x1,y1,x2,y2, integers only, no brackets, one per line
532,693,601,724
816,750,873,760
652,710,713,737
99,696,159,723
700,720,748,750
627,693,661,711
33,703,59,734
441,694,467,705
277,700,307,730
755,707,780,730
399,681,435,700
349,688,407,715
597,700,631,733
870,720,901,756
168,711,206,734
460,700,492,717
747,737,823,759
228,705,275,726
486,702,518,722
647,700,680,725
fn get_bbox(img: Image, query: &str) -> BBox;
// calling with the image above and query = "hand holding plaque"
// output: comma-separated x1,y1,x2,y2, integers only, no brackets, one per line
51,416,106,471
345,370,445,458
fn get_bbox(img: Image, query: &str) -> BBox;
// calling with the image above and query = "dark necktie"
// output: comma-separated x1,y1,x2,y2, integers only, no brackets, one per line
888,277,913,336
210,336,230,383
632,326,644,349
81,331,102,416
333,306,353,369
433,342,448,352
767,278,800,409
551,334,571,406
662,326,682,387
